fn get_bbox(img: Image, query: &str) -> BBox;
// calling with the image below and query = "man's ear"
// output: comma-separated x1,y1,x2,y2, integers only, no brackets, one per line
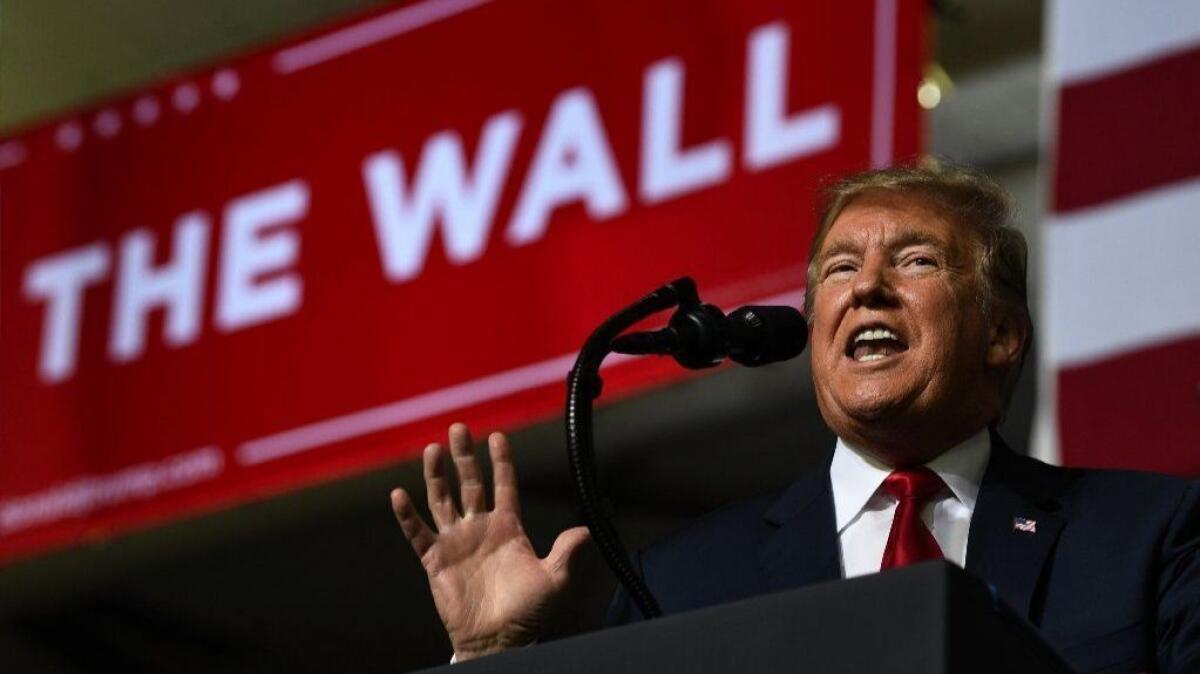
986,308,1029,369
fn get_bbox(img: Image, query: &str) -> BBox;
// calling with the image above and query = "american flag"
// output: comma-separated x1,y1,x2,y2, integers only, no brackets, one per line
1037,0,1200,474
1013,517,1037,534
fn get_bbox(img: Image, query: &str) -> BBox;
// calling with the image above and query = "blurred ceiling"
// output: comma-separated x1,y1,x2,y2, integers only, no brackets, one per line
0,0,387,132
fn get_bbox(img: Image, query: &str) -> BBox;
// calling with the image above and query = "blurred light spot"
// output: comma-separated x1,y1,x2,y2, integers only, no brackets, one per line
0,141,28,169
94,109,122,138
133,96,161,126
173,83,201,113
918,62,954,110
212,69,241,100
56,122,84,151
917,81,942,109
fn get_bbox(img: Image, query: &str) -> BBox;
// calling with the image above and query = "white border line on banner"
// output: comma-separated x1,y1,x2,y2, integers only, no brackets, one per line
235,288,805,466
870,0,898,168
236,352,617,466
271,0,492,74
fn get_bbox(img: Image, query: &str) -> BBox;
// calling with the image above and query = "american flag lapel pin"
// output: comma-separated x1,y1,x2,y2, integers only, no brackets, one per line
1013,516,1037,534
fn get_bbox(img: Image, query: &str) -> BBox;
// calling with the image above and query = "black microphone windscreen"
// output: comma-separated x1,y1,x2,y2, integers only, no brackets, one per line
725,305,808,366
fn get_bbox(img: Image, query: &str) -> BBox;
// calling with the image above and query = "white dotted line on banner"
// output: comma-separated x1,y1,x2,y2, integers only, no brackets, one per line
0,68,242,170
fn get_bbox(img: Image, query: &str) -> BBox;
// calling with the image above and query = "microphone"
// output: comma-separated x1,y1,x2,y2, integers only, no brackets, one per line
610,303,808,369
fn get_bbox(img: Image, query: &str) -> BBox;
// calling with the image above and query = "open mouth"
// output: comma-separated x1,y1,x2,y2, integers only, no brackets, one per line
845,325,909,363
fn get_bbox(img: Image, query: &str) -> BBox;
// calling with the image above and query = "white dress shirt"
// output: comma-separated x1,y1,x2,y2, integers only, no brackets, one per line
830,429,991,578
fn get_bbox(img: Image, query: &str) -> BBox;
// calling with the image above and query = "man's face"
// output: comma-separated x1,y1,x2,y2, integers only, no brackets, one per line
808,191,1000,461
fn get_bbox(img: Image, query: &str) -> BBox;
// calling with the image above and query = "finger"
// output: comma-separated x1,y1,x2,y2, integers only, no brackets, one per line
448,423,486,516
489,432,521,515
544,526,592,586
391,488,437,558
423,442,458,529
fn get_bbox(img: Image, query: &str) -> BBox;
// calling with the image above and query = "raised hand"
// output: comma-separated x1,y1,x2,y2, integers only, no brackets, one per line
390,423,591,661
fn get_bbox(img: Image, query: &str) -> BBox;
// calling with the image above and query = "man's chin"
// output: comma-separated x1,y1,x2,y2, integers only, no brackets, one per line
820,395,920,443
838,395,911,422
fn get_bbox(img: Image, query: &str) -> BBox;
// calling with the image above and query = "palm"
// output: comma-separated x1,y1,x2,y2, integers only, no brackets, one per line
427,512,559,641
391,424,590,660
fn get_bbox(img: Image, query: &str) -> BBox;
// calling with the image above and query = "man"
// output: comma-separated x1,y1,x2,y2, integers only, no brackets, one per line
390,165,1200,673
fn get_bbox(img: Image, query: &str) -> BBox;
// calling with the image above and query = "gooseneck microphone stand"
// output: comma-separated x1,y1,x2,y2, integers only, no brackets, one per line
564,277,699,620
566,276,808,620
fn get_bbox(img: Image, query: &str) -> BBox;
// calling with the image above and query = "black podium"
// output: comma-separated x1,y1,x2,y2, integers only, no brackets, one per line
424,562,1076,674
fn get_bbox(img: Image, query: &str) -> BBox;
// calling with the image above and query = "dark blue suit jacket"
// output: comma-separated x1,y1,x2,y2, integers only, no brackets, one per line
609,434,1200,674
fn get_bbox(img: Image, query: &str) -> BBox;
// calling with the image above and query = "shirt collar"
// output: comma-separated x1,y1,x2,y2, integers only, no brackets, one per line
830,428,991,533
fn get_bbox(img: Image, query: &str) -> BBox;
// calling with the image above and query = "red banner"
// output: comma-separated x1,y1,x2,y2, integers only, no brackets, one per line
0,0,922,562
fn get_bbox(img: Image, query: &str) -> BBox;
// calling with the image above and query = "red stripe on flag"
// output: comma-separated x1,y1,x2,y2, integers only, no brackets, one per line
1058,335,1200,474
1053,44,1200,214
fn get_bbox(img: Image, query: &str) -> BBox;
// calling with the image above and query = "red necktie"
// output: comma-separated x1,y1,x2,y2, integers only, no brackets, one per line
880,467,945,569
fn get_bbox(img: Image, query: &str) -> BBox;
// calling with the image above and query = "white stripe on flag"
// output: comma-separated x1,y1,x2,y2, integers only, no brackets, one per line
1049,0,1200,84
1044,177,1200,368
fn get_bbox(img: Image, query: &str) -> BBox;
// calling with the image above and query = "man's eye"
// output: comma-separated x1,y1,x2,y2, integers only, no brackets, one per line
906,255,937,267
825,262,855,276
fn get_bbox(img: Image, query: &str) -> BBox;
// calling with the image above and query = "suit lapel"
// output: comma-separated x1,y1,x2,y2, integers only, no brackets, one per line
965,431,1066,621
755,435,1067,616
758,451,842,592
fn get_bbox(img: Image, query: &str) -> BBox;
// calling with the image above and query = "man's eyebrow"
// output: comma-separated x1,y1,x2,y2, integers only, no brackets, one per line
815,240,860,263
889,230,948,250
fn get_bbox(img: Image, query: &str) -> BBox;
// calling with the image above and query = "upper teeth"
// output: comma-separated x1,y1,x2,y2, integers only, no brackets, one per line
855,328,899,343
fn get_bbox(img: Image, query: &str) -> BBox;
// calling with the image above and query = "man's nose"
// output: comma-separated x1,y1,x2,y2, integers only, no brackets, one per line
851,257,897,307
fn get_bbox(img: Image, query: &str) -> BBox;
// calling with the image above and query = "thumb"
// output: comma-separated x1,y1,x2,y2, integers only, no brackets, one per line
544,526,591,584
